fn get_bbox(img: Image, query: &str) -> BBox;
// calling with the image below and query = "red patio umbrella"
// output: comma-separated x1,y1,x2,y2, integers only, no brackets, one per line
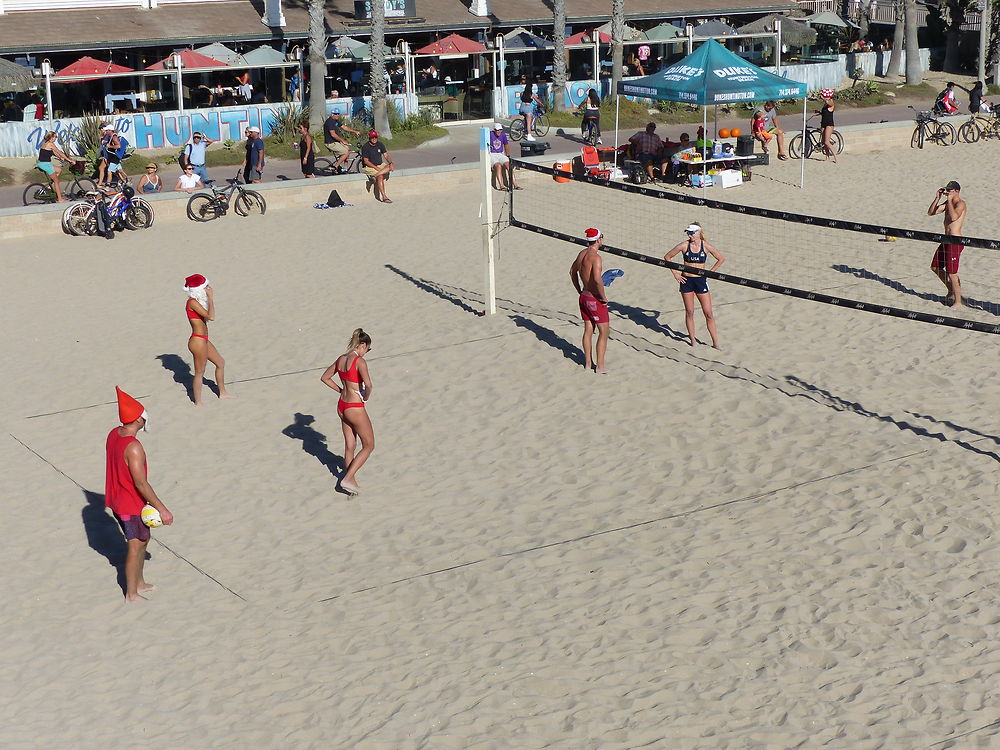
146,49,229,70
565,29,612,45
55,56,134,82
415,33,486,55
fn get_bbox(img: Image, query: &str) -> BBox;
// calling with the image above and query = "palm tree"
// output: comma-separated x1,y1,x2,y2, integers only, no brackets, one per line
370,0,391,137
551,0,567,111
307,0,327,134
611,0,625,96
904,0,922,84
887,0,904,77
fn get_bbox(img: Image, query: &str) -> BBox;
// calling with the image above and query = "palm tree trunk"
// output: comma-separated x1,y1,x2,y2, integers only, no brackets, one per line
611,0,625,96
551,0,567,111
370,0,391,137
904,0,922,84
307,0,327,133
943,0,965,72
887,0,904,77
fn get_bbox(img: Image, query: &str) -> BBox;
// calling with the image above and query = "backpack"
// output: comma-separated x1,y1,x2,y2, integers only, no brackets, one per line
179,143,191,168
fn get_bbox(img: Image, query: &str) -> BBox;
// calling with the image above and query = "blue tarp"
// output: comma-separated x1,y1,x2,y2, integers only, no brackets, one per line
616,39,806,105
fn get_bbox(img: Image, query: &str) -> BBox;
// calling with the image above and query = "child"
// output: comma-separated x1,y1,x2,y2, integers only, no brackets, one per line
752,110,771,152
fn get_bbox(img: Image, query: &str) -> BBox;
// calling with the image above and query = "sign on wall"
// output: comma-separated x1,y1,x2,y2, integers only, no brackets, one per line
353,0,416,20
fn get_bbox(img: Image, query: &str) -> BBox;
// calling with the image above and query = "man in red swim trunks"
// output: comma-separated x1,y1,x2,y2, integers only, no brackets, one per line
570,227,610,373
927,180,968,308
105,387,173,602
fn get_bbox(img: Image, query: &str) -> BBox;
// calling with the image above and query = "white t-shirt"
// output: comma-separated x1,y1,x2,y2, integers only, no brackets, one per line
177,173,201,189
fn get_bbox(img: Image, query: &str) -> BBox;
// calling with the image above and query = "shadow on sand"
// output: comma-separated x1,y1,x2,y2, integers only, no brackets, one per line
81,489,149,596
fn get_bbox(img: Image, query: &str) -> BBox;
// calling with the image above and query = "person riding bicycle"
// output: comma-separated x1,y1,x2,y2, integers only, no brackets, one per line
36,131,71,202
933,82,959,116
323,110,361,174
519,82,543,142
580,88,602,145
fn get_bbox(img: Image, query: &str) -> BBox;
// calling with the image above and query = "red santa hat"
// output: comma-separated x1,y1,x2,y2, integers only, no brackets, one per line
116,386,148,430
584,227,602,242
184,273,207,290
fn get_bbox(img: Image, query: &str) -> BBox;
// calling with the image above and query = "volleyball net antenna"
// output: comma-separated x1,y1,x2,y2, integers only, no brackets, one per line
506,159,1000,334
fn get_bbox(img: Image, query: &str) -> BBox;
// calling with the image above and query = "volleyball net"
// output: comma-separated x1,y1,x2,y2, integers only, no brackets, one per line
506,159,1000,334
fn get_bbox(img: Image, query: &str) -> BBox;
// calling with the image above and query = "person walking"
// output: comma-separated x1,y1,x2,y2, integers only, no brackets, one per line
106,387,173,602
183,274,234,405
928,181,968,308
320,328,375,496
241,126,265,184
816,89,837,163
570,227,611,373
298,122,315,178
664,222,725,348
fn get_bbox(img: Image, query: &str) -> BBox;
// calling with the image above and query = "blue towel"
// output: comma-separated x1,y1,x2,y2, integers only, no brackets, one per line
602,269,624,286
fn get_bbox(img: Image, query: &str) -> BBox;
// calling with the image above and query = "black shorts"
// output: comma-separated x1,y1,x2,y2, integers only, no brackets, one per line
636,152,658,166
679,276,710,295
116,514,151,542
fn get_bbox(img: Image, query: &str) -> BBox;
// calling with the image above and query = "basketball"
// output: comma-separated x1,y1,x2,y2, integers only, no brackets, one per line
730,127,741,137
140,504,163,528
719,128,731,138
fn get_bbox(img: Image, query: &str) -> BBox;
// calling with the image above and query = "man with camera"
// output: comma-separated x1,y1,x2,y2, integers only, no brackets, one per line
928,181,968,308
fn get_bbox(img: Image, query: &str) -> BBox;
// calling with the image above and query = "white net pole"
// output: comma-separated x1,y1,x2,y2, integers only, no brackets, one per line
479,127,497,316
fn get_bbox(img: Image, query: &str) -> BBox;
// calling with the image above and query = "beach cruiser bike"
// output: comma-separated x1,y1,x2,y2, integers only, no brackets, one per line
909,106,956,148
788,114,844,159
314,140,364,176
509,105,551,141
62,184,154,239
957,110,1000,143
186,171,266,222
23,159,97,206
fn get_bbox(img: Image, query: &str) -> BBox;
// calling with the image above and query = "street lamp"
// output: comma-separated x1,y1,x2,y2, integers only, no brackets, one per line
165,52,184,112
40,58,53,127
976,0,990,83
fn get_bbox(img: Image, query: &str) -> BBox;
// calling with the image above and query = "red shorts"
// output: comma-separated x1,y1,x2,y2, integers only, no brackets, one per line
115,514,151,542
579,292,609,325
932,243,964,274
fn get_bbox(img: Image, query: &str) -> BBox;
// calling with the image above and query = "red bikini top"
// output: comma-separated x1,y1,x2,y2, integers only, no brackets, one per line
337,353,361,384
186,301,202,320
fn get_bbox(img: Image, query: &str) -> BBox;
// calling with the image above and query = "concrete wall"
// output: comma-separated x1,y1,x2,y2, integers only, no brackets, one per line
764,48,933,92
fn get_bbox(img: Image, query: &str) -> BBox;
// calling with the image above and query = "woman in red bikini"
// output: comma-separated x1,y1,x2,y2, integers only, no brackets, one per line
184,273,233,405
320,328,375,496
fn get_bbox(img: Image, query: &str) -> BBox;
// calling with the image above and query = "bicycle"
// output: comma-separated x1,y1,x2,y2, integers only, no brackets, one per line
22,160,97,206
509,106,550,141
62,185,154,238
957,111,1000,143
186,171,266,222
909,106,956,148
581,115,601,146
788,114,844,159
314,142,363,176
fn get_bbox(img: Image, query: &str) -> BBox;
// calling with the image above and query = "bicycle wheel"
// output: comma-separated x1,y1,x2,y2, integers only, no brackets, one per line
347,154,362,173
533,113,550,138
788,133,803,159
509,119,526,142
68,177,98,199
124,199,154,230
187,193,220,222
957,120,979,144
23,182,53,205
314,157,336,177
62,202,96,236
910,125,924,149
233,190,266,216
935,121,957,146
831,129,844,154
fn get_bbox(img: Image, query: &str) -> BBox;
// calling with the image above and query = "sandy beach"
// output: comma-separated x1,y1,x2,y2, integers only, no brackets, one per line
4,139,1000,748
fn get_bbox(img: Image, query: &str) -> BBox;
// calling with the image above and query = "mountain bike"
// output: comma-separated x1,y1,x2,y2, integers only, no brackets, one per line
314,141,363,176
582,115,601,146
22,160,97,205
62,185,153,238
788,114,844,159
909,106,956,148
957,111,1000,143
509,106,550,141
186,172,266,222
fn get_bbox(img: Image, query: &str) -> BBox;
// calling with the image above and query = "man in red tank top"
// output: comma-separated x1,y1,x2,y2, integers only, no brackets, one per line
106,387,174,602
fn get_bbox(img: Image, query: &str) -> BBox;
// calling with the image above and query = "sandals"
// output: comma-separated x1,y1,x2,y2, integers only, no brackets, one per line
777,154,788,161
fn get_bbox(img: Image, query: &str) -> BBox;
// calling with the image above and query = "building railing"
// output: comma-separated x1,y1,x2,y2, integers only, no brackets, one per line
795,0,981,30
0,0,240,13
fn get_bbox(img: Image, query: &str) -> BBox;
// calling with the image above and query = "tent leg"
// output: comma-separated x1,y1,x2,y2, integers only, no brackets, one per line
702,106,707,197
800,98,806,189
614,94,620,172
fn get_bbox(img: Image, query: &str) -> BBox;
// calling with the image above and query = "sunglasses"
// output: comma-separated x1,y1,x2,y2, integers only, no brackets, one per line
185,167,194,171
685,230,697,234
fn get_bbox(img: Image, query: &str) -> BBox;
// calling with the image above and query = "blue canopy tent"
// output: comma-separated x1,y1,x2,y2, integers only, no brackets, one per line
615,39,810,187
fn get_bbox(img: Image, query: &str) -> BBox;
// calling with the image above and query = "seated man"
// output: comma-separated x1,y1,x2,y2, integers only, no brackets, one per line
752,101,787,159
361,129,395,203
628,122,663,182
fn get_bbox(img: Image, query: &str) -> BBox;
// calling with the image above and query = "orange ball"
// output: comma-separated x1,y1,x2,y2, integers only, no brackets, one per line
719,128,731,138
730,127,741,137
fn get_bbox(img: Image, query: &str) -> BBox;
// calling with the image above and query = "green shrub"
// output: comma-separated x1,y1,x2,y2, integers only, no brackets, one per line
269,104,309,142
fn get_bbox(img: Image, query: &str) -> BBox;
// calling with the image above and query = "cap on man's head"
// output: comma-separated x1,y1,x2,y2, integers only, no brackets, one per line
368,129,378,138
945,180,961,191
584,227,602,242
247,126,260,133
116,386,148,430
493,122,503,130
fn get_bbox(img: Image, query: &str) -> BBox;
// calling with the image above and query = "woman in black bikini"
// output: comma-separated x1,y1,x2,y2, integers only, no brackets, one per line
664,222,725,348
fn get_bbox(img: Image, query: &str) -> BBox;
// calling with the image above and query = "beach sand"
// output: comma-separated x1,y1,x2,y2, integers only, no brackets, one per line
3,142,1000,748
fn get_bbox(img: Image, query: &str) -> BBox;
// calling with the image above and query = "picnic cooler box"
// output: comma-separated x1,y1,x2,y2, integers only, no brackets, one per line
690,173,714,188
718,169,743,188
735,135,754,156
520,141,550,156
